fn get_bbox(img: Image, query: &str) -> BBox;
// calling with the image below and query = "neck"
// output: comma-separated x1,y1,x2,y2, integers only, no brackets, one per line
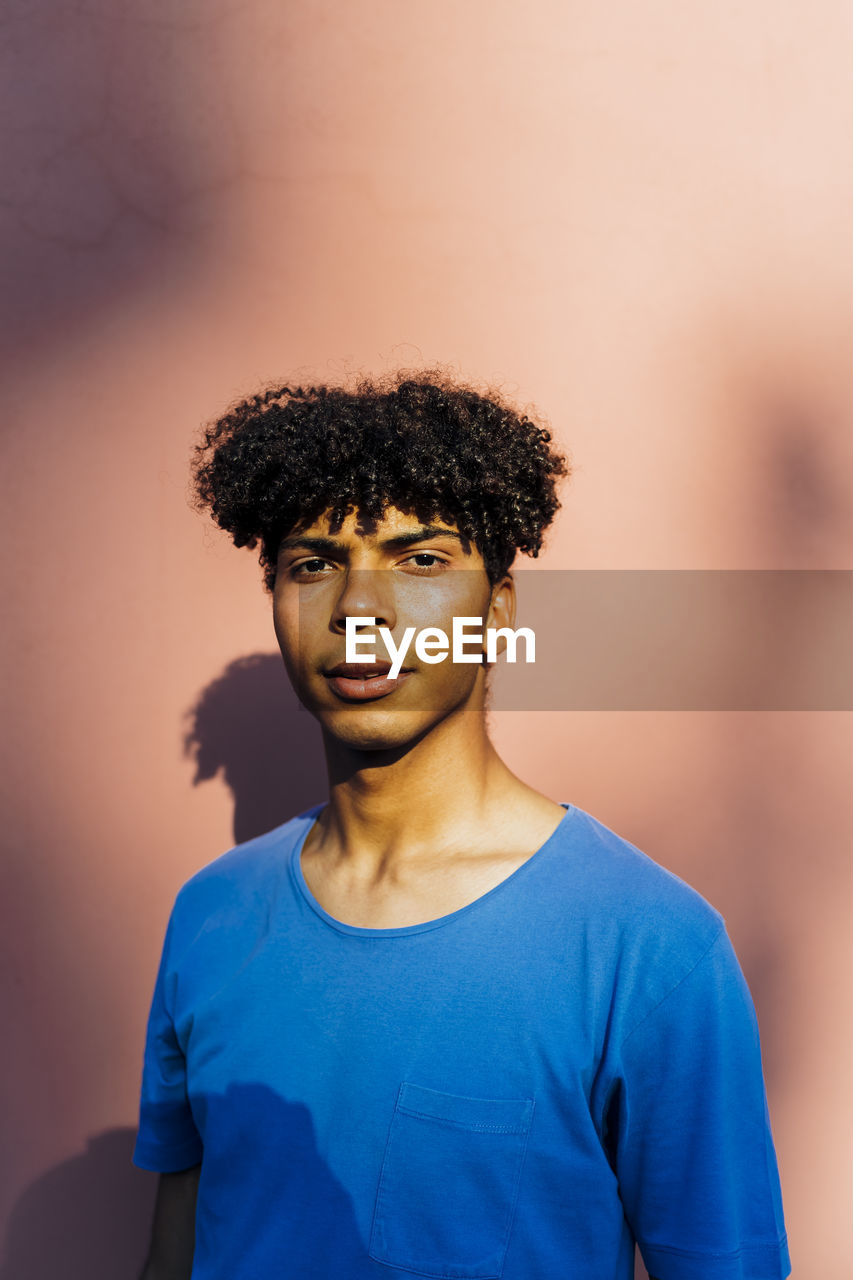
313,704,526,874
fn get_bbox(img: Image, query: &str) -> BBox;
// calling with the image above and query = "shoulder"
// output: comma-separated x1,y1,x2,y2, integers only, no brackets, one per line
167,801,323,948
148,802,322,1018
558,803,723,936
550,803,728,1018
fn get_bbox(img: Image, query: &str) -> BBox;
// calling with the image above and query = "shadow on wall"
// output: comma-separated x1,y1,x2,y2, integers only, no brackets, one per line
0,1130,156,1280
1,0,238,362
182,651,328,843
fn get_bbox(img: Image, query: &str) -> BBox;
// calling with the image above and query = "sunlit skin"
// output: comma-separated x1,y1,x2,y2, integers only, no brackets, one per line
272,504,567,928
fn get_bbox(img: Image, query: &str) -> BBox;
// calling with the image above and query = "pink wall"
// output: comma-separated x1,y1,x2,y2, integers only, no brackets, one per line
3,1,852,1275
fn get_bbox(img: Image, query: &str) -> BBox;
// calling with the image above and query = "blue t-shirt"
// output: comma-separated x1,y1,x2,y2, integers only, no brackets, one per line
133,801,790,1280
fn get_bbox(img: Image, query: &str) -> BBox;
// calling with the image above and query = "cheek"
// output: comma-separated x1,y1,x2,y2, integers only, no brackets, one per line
271,599,286,645
401,579,491,632
272,598,303,660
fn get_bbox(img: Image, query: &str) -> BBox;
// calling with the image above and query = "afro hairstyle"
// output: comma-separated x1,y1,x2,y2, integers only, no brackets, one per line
189,367,571,592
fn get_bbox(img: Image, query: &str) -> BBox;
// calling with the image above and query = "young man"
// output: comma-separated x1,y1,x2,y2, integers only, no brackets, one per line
134,371,790,1280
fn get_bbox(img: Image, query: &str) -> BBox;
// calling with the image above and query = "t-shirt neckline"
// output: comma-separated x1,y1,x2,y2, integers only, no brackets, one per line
288,801,576,938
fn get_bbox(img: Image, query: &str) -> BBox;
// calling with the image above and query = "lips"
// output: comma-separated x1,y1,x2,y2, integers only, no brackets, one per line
324,661,399,678
322,661,414,702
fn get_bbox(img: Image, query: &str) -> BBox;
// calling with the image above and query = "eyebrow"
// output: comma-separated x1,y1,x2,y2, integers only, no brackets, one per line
278,524,471,557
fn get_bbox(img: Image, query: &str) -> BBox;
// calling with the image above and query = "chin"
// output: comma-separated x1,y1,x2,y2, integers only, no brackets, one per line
319,706,440,753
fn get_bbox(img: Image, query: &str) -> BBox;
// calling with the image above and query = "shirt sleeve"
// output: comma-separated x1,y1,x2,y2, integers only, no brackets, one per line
132,903,204,1172
612,927,791,1280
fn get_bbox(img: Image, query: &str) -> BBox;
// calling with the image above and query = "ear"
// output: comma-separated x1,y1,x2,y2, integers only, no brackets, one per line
484,573,517,660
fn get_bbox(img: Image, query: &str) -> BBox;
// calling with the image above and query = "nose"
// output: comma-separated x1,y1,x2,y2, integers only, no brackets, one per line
331,568,397,637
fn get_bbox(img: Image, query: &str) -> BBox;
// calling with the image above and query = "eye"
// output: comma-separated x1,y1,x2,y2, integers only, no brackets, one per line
404,552,450,574
291,557,334,578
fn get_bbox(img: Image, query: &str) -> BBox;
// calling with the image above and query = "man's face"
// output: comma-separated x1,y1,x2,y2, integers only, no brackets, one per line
272,504,515,751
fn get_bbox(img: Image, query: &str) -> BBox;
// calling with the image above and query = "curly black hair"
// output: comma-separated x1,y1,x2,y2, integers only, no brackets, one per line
189,367,571,592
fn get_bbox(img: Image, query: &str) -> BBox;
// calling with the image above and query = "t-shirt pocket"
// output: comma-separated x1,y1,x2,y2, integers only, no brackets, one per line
368,1081,535,1279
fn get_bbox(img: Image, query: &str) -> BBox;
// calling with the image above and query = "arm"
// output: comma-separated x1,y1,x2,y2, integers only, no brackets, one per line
138,1164,201,1280
616,929,790,1278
